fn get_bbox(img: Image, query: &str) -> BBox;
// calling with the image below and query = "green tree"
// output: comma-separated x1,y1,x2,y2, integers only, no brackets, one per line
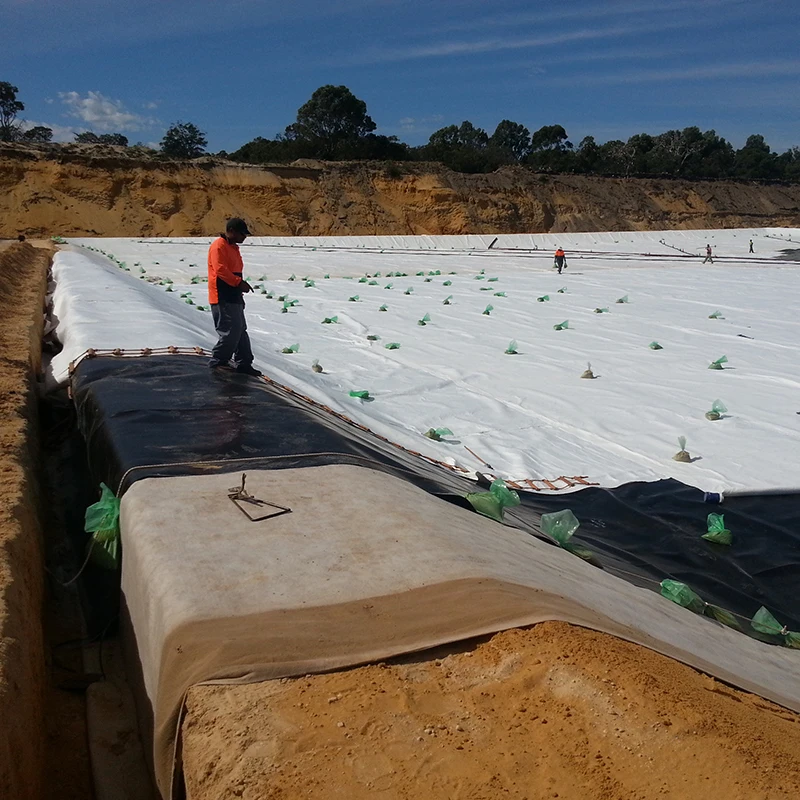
285,85,376,158
0,82,25,141
733,134,780,179
160,121,207,159
529,124,571,152
489,120,531,162
21,125,53,143
75,131,129,146
574,136,600,173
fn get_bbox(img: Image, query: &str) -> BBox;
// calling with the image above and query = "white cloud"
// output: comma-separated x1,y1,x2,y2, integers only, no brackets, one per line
58,90,158,132
393,114,444,134
143,101,159,110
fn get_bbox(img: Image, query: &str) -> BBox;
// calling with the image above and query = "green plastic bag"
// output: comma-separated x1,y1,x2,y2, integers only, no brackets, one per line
384,342,401,350
705,399,727,421
616,295,629,304
418,313,431,326
505,340,518,355
708,355,728,370
660,579,705,614
702,513,732,545
557,287,567,293
494,291,507,297
349,390,371,400
708,310,724,319
288,274,296,281
751,607,800,648
443,295,453,305
673,436,691,462
649,341,663,350
348,295,360,302
482,304,493,316
443,280,452,286
488,277,499,282
416,271,424,277
379,304,388,312
424,427,453,441
190,276,200,284
554,320,569,331
594,307,609,314
305,280,315,288
84,483,121,570
465,479,521,523
537,295,550,302
277,294,287,302
324,273,330,279
404,288,414,295
480,286,492,291
384,283,393,289
475,274,485,280
185,298,194,305
322,316,339,324
540,509,595,560
165,286,174,292
366,334,380,341
281,343,300,354
358,277,368,283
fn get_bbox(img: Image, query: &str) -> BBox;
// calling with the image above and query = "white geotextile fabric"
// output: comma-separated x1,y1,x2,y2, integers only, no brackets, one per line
52,229,800,494
119,465,800,799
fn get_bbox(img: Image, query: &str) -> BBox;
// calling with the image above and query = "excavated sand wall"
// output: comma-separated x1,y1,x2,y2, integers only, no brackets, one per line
0,242,49,799
2,145,800,238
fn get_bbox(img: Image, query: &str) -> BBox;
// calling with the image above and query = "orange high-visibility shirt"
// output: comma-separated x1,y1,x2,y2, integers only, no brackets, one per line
555,248,565,257
208,236,244,304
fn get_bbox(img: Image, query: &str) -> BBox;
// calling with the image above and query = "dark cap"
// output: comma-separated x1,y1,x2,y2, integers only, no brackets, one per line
226,217,252,236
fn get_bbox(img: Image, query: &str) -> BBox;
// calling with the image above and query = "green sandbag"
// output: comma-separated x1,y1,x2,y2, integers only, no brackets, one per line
705,399,728,421
488,277,499,282
494,292,507,297
404,288,413,295
505,340,518,355
649,341,663,350
349,390,371,400
443,280,452,286
304,280,315,287
190,276,201,284
705,604,741,630
673,435,691,462
702,513,732,545
557,287,567,293
616,295,629,304
84,483,121,570
541,509,580,546
475,274,485,280
379,304,388,312
358,277,368,283
322,316,339,324
482,304,493,316
708,310,724,319
553,320,569,331
418,313,431,326
537,295,550,302
384,342,400,350
348,295,360,302
594,307,609,314
281,343,300,354
384,283,393,289
751,607,800,648
708,355,728,370
366,334,380,341
424,427,453,441
416,271,424,276
443,295,453,305
659,579,705,613
288,274,296,281
465,479,521,523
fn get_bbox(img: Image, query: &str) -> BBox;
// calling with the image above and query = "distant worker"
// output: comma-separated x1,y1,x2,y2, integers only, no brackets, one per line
17,234,25,242
554,247,567,274
702,244,713,264
749,239,754,253
207,218,261,376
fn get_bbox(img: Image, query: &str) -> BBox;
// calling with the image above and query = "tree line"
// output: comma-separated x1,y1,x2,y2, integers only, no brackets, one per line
2,81,798,181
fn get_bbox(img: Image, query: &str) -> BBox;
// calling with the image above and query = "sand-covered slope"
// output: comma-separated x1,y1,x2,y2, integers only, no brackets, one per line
2,143,800,238
182,622,800,800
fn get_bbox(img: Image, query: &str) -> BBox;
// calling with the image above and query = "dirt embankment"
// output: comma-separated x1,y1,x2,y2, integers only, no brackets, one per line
183,621,800,800
0,242,49,799
2,143,799,238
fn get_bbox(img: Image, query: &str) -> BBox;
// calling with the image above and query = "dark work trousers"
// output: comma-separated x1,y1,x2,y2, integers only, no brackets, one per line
555,256,566,274
209,302,254,368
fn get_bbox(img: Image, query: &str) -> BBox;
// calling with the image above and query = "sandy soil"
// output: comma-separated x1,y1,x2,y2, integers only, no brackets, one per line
182,621,800,800
2,144,800,238
0,242,49,798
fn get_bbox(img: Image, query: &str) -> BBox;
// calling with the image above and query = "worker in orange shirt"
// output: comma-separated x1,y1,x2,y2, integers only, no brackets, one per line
554,247,567,274
207,218,261,376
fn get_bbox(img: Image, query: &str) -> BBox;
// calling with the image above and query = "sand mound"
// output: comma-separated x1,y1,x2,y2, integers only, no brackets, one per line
181,622,800,799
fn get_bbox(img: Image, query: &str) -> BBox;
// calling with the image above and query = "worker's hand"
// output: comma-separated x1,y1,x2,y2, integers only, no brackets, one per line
240,280,253,293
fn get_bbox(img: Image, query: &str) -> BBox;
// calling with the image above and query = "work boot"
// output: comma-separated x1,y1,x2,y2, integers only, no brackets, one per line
236,364,263,377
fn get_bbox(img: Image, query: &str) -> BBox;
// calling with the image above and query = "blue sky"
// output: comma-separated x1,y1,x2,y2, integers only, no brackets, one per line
2,0,798,153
